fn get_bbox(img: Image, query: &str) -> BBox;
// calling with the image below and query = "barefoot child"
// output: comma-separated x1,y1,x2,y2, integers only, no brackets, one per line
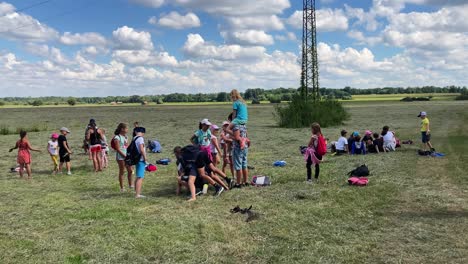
9,131,41,179
221,121,234,178
113,123,134,192
47,133,60,174
227,89,249,149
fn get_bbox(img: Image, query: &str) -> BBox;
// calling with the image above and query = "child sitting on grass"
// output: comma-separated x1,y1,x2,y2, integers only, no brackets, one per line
333,129,349,155
351,135,366,155
369,132,385,153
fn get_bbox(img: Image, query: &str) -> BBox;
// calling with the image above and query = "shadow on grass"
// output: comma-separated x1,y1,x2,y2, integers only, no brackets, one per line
148,185,176,198
399,209,468,219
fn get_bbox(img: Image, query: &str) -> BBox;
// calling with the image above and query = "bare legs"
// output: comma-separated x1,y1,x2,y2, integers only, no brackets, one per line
117,160,133,190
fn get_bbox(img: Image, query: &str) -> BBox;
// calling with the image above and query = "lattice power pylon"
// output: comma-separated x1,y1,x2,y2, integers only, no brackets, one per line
301,0,320,101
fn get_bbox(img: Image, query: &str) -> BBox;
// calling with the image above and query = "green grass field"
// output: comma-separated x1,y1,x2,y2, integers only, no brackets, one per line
1,101,467,263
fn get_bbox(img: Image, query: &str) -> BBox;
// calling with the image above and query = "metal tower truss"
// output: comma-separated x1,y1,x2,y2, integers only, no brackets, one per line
301,0,320,100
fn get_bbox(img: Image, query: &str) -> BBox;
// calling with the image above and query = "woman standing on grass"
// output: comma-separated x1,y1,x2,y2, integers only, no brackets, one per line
113,123,134,192
9,131,41,179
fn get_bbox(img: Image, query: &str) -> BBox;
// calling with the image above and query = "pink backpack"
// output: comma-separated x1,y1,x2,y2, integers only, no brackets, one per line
348,177,369,186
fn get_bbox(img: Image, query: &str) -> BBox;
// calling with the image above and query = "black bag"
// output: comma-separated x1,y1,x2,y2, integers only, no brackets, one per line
125,136,142,166
180,145,200,174
348,164,370,177
418,149,432,156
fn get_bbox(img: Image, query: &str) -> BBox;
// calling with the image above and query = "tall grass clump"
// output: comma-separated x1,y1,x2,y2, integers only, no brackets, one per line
0,124,48,135
275,94,349,128
0,125,10,135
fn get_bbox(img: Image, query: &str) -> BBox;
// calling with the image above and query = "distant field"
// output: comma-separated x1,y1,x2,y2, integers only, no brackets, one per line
349,93,458,101
0,93,460,109
0,100,467,263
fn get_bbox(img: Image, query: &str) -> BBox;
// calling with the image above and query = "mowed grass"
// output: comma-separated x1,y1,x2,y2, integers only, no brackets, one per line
0,101,467,263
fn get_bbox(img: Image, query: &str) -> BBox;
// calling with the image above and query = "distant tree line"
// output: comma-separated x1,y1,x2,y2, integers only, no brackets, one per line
0,86,465,106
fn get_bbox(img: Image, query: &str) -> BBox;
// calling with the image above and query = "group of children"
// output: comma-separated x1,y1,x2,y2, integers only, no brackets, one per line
9,127,72,179
8,90,435,201
332,125,399,156
330,111,435,156
175,89,250,201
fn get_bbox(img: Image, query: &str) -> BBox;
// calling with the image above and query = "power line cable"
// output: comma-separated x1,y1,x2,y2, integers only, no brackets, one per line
0,0,94,33
16,0,54,13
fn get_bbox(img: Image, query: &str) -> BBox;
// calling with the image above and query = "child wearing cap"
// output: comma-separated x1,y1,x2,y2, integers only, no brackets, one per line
47,133,60,174
418,111,435,152
191,119,213,159
58,127,72,175
362,130,373,153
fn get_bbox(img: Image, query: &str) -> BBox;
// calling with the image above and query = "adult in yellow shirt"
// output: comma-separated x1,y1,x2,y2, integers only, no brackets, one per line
418,111,435,152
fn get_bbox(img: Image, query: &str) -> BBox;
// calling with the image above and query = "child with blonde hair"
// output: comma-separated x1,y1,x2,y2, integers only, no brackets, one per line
100,128,109,169
226,89,249,149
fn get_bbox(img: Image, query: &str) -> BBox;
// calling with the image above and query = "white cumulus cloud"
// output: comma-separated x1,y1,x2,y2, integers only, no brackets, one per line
0,7,58,42
173,0,290,16
112,26,154,50
182,33,266,61
221,30,275,46
149,11,201,29
112,50,178,67
287,9,349,32
60,32,107,46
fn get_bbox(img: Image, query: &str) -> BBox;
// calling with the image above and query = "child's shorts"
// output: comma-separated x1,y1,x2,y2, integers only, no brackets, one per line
60,153,71,163
232,118,247,126
136,161,146,178
421,132,431,143
232,147,248,171
90,144,102,153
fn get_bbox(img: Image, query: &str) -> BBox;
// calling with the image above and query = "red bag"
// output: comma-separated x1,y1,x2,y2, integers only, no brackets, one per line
348,177,369,186
111,136,120,150
317,135,327,156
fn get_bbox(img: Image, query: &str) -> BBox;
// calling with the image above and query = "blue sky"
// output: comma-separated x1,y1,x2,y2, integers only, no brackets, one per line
0,0,467,97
